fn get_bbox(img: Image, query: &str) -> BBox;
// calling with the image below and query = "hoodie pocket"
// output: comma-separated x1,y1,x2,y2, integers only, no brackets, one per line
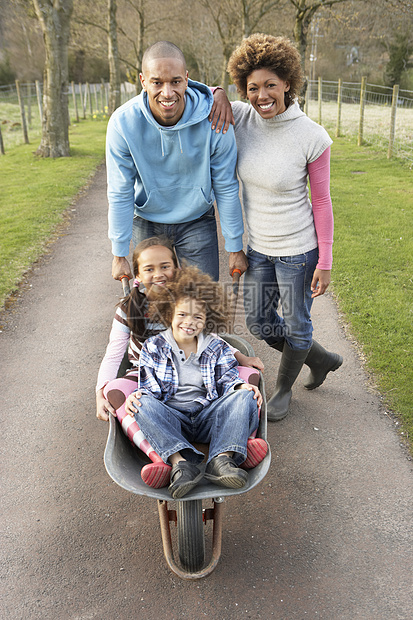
136,186,213,221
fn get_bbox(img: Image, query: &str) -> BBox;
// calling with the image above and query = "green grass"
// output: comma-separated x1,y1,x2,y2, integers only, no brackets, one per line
330,137,413,443
0,118,107,306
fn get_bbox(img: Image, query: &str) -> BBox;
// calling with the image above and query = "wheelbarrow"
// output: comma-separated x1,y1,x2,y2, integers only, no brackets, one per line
103,274,271,579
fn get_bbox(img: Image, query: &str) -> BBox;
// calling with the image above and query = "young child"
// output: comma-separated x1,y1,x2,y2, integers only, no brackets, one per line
96,237,266,488
96,236,179,422
125,265,263,499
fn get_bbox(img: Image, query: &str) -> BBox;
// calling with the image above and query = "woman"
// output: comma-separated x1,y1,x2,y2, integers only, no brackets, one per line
223,33,342,420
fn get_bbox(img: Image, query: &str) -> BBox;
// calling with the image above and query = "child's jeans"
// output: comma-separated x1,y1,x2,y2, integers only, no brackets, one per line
134,389,259,466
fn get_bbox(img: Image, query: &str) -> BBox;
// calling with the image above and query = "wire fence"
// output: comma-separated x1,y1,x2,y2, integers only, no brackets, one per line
1,78,412,165
0,80,136,152
305,79,413,164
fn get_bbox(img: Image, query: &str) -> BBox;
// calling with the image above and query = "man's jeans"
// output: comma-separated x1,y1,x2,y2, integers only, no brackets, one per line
243,246,319,351
134,389,259,466
132,206,219,280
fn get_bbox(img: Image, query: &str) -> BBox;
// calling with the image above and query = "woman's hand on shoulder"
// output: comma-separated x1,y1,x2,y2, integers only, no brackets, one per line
311,268,331,298
209,88,234,134
96,388,115,422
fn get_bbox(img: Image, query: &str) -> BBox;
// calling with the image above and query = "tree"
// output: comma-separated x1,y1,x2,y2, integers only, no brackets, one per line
288,0,355,105
118,0,175,93
199,0,281,89
290,0,353,70
32,0,74,157
384,31,413,87
108,0,121,112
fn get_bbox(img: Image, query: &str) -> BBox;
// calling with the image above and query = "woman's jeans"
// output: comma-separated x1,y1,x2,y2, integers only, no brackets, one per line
244,246,318,351
134,389,259,466
132,206,219,280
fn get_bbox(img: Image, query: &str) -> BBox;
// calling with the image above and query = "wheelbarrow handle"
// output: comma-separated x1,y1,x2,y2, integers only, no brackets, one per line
120,275,131,297
231,268,241,297
230,269,242,329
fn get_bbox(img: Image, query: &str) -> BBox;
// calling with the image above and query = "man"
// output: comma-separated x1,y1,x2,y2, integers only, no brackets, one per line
106,40,247,281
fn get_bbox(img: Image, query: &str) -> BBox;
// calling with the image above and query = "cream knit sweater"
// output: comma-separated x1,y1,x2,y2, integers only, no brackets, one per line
233,100,333,265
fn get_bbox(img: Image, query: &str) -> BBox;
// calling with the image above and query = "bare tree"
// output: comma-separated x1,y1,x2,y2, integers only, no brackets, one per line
288,0,356,106
73,0,121,108
119,0,176,93
290,0,354,70
108,0,121,112
200,0,281,88
31,0,73,157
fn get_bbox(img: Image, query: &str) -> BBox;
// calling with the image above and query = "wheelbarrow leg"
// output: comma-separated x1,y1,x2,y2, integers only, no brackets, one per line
157,498,224,580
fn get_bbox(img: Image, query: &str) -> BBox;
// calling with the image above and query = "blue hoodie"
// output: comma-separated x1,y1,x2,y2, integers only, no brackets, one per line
106,79,244,257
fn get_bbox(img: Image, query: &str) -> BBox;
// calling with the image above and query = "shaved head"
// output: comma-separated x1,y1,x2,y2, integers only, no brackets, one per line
142,41,186,73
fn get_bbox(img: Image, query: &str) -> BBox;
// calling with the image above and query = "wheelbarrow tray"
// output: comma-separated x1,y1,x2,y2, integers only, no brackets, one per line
104,334,271,502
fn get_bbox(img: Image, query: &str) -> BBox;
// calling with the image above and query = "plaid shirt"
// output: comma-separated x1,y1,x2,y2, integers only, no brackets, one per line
138,332,244,407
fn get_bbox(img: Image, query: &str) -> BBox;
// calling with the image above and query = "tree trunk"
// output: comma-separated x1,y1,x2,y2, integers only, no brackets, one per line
292,2,314,110
134,1,145,95
108,0,121,113
33,0,73,158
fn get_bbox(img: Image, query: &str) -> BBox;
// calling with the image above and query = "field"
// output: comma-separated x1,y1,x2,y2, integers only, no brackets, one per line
306,99,413,164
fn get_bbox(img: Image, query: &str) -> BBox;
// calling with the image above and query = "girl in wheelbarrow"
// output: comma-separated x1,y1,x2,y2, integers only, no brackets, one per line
125,265,263,499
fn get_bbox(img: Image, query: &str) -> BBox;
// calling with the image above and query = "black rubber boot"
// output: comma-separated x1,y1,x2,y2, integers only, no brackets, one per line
267,342,310,421
270,339,343,391
303,341,343,390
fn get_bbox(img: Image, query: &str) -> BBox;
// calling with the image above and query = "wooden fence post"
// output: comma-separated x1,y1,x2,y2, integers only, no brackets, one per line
358,76,367,146
318,76,322,125
336,78,342,138
27,83,32,126
387,84,399,159
15,79,29,144
0,124,5,155
86,82,93,115
35,80,42,121
71,81,79,122
78,83,85,119
93,83,98,111
100,79,105,111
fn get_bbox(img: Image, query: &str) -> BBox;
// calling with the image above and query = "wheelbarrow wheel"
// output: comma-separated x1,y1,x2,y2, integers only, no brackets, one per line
177,500,205,572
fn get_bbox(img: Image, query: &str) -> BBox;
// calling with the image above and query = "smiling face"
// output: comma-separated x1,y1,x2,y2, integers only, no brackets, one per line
139,57,188,126
136,245,176,295
246,68,290,119
171,298,206,347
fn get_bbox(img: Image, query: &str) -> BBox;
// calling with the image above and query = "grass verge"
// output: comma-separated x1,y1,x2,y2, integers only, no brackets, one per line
331,137,412,446
0,118,107,307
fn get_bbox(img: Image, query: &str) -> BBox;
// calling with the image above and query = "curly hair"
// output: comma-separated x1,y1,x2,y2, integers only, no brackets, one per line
147,265,231,335
227,33,303,104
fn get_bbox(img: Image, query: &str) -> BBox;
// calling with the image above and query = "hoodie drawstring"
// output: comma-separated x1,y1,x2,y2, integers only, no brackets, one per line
159,130,165,157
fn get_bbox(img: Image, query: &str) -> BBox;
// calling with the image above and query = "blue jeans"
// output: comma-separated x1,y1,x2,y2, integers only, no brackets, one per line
132,206,219,280
243,246,318,351
134,390,259,466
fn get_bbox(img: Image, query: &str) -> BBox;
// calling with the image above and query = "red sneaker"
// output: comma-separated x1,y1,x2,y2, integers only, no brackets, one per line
141,462,172,488
241,438,268,469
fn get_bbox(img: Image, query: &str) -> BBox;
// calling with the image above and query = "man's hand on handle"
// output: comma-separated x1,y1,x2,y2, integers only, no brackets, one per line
112,256,132,280
229,250,248,277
